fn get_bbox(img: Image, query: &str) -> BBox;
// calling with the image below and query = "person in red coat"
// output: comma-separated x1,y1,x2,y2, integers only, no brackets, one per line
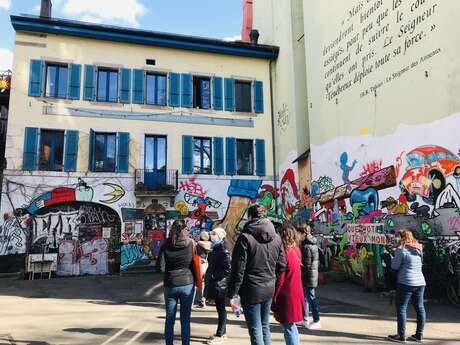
272,223,305,345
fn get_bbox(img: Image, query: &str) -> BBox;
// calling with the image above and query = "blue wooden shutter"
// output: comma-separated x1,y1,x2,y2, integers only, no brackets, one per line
88,129,95,171
182,135,193,174
225,137,236,175
255,139,266,177
28,60,43,97
181,73,192,108
169,72,180,107
117,132,130,173
64,130,79,172
23,127,39,170
83,65,96,101
67,64,81,100
213,137,224,175
132,69,144,104
120,68,132,104
224,78,235,111
213,76,223,111
253,80,264,113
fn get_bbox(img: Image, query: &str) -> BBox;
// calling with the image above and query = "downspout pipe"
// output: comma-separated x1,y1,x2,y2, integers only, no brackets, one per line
269,51,278,214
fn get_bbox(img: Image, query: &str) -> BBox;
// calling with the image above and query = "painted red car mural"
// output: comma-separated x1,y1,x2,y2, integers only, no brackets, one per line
400,146,460,201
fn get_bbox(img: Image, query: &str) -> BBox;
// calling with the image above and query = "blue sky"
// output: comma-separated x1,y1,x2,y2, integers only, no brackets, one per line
0,0,243,71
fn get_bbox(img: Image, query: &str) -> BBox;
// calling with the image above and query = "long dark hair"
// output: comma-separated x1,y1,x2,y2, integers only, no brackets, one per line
169,220,187,246
280,222,299,252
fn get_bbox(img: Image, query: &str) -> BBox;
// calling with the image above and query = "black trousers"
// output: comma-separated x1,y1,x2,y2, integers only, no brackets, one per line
215,294,227,337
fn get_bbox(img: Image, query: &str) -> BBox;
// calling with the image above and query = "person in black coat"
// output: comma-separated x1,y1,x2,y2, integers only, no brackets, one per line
298,223,321,330
204,227,231,344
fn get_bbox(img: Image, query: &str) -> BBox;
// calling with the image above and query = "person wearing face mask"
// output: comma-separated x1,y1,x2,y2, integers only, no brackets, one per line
204,228,232,344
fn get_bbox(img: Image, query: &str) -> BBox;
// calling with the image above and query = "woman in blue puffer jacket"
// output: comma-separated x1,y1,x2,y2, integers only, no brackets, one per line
388,229,426,343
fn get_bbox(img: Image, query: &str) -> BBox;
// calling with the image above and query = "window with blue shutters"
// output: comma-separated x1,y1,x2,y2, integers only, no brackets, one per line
213,137,224,175
224,78,235,111
132,69,145,104
255,139,266,176
169,73,180,107
236,139,254,175
38,129,65,171
212,77,223,111
117,132,130,173
64,130,79,172
97,68,119,103
253,80,264,113
193,137,212,174
28,60,44,97
23,127,39,171
68,64,81,100
84,65,96,101
181,73,192,108
146,73,167,105
235,80,252,113
45,64,68,99
120,68,132,104
182,135,193,174
225,137,236,175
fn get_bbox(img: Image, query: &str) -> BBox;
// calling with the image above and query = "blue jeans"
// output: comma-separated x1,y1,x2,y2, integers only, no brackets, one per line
281,323,299,345
305,287,320,322
242,299,272,345
164,284,195,345
395,284,426,338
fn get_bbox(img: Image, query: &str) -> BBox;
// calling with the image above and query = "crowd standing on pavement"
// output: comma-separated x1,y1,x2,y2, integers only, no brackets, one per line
157,208,427,345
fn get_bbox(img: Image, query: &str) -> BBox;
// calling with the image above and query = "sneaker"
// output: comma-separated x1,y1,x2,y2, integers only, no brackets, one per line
298,320,310,328
207,335,225,344
307,321,322,330
407,334,423,343
388,334,406,343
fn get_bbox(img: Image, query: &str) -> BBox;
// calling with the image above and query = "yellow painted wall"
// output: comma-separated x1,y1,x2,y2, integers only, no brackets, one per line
8,31,274,176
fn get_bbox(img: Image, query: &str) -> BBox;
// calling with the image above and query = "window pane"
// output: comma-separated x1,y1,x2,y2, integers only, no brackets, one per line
146,74,155,105
235,81,251,112
157,137,166,170
200,79,210,109
39,130,64,171
202,138,211,174
97,71,107,102
46,66,57,97
157,75,167,105
108,71,118,102
145,136,154,170
57,66,68,98
193,138,201,174
94,134,106,171
106,134,116,172
237,139,254,175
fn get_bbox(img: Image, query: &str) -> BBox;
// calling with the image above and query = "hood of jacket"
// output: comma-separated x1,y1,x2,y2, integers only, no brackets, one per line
304,234,317,245
167,235,191,250
244,217,276,243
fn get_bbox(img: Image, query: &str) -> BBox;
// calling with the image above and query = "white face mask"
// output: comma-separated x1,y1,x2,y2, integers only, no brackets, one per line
210,235,221,244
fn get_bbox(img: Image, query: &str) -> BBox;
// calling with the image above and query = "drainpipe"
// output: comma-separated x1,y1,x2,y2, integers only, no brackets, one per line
269,53,278,214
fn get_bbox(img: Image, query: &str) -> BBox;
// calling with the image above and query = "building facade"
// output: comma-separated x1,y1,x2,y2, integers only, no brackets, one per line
0,14,278,275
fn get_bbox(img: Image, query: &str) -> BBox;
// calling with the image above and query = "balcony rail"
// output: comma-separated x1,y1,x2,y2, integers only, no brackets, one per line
135,169,178,194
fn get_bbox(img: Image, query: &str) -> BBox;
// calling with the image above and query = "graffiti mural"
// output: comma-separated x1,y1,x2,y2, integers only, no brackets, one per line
0,176,129,275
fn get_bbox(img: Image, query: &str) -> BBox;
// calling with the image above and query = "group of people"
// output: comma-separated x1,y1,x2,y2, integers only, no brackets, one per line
157,204,427,345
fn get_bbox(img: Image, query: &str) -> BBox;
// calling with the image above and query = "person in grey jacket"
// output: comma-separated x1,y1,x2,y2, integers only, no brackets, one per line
388,229,426,343
298,223,321,330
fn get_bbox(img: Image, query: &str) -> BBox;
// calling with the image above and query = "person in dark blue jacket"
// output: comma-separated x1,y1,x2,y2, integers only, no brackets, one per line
204,227,231,344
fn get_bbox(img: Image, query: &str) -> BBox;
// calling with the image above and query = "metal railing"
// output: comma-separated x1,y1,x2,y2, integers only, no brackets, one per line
134,169,178,193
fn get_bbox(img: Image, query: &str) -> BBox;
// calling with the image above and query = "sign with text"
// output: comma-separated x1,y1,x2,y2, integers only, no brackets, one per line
347,223,388,245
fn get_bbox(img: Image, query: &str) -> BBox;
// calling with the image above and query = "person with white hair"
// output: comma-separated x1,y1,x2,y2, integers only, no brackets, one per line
204,227,232,344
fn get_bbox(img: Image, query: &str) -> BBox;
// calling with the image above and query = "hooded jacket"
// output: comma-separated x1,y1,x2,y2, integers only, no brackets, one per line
227,217,286,305
391,244,426,287
156,235,194,288
204,241,231,299
301,234,320,288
